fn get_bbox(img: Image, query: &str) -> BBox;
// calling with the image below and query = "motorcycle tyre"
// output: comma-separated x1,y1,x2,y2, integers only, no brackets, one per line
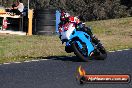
71,41,91,62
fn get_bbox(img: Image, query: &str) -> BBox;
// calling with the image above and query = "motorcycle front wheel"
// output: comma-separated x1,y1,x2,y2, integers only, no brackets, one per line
71,40,91,62
71,40,107,61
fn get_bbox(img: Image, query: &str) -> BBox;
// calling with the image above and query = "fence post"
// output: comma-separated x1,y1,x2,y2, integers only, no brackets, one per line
55,10,60,34
28,9,33,35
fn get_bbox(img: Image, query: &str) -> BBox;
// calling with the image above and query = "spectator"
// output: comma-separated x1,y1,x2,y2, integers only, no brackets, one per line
11,0,24,15
12,1,16,9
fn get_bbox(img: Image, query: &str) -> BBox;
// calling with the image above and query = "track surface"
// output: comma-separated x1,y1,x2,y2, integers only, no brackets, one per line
0,50,132,88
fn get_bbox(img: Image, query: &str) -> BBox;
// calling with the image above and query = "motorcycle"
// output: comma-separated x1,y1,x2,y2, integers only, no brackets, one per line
59,22,107,61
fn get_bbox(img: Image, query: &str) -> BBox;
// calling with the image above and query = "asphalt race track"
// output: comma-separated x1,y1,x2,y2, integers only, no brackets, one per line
0,49,132,88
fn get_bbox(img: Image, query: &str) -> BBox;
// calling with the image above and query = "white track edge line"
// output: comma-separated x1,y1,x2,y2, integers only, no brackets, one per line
0,59,50,65
0,48,131,65
109,48,130,52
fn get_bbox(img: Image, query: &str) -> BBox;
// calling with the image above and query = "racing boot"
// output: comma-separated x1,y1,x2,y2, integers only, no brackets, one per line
90,49,100,57
91,35,100,45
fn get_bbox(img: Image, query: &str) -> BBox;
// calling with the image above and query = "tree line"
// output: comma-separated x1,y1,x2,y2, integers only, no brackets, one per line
2,0,132,21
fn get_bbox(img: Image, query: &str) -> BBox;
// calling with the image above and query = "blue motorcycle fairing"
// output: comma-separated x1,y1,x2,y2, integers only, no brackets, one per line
66,29,95,56
76,41,83,49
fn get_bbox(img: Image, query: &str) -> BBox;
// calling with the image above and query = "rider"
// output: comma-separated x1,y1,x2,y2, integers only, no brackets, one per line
58,10,70,33
58,10,100,45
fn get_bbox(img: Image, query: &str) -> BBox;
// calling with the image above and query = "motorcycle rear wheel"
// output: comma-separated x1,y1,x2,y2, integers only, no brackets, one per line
95,43,107,60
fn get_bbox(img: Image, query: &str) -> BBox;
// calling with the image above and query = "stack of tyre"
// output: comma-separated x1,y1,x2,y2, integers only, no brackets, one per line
35,9,56,35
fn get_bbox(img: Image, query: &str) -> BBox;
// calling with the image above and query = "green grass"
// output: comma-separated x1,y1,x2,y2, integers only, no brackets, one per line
0,35,72,63
86,17,132,51
0,17,132,63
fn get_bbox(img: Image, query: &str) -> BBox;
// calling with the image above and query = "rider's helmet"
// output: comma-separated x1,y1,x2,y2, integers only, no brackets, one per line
60,10,70,24
60,11,66,21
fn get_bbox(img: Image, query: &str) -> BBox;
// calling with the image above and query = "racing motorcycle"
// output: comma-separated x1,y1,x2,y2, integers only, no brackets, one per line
59,22,107,61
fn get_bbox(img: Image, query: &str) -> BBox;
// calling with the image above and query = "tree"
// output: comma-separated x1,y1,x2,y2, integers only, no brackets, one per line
2,0,131,21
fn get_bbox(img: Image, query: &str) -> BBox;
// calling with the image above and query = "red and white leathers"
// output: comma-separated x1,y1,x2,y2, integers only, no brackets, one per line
59,16,80,34
69,16,80,24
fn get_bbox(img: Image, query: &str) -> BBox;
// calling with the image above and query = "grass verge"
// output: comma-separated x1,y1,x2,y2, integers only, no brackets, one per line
0,35,71,63
86,17,132,51
0,17,132,63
